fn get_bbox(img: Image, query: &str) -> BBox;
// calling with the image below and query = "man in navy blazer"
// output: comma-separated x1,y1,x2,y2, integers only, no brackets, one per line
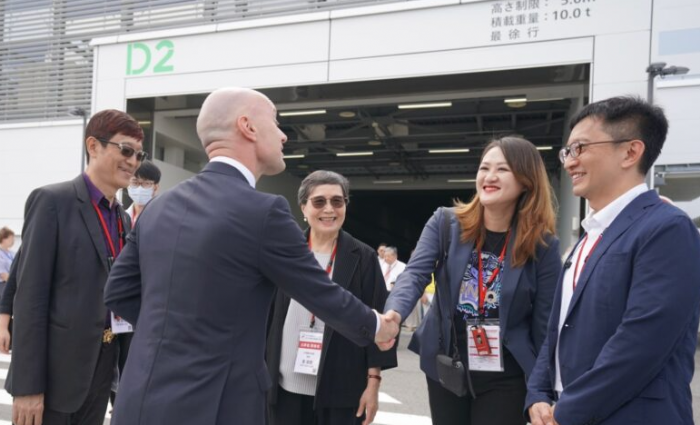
527,96,700,425
104,87,399,425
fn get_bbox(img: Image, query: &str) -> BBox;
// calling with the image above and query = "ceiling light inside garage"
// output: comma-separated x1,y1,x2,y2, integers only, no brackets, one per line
536,146,553,151
283,154,305,159
397,102,452,109
279,109,327,117
373,180,403,184
504,98,527,108
337,152,374,157
429,148,470,154
339,111,356,118
447,179,476,183
368,140,382,146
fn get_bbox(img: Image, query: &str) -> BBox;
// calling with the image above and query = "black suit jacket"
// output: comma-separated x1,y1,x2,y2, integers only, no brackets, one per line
6,175,131,412
266,229,397,408
104,161,379,425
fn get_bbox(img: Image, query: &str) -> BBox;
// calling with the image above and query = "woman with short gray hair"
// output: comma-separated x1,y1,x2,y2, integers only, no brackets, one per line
267,170,397,425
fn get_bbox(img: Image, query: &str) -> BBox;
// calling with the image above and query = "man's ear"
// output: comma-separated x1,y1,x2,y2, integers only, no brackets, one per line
621,139,645,170
236,115,256,142
153,184,160,195
86,136,100,160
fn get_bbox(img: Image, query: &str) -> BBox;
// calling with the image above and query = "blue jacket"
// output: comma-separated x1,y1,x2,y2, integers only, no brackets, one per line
526,190,700,425
384,207,561,381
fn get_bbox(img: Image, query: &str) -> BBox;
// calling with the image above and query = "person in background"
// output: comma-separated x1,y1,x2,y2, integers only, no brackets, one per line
0,229,17,354
384,136,561,425
381,247,405,291
267,170,397,425
110,161,161,407
0,227,16,296
6,109,143,425
527,96,700,425
126,159,161,223
376,243,387,268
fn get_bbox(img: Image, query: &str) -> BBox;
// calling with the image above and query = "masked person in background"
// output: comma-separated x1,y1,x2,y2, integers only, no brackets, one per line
126,160,161,224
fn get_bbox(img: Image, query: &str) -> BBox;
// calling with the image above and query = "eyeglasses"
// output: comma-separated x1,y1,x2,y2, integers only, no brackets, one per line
129,179,155,189
558,139,633,164
306,196,348,209
98,138,148,162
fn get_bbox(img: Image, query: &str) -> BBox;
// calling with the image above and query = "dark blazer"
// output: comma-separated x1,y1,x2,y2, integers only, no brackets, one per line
6,175,131,412
384,207,561,382
104,161,379,425
526,190,700,425
267,229,397,409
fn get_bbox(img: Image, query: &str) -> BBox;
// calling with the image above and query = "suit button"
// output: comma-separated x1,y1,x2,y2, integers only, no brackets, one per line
361,326,369,337
503,337,509,345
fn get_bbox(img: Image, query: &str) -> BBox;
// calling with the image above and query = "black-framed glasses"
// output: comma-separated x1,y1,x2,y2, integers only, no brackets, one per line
558,139,633,164
307,196,348,209
129,179,155,189
98,138,148,162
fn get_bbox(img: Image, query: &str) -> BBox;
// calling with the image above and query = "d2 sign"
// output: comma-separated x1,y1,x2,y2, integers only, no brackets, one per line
126,40,175,75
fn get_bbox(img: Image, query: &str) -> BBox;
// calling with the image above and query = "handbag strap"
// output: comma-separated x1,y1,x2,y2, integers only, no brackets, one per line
434,207,459,360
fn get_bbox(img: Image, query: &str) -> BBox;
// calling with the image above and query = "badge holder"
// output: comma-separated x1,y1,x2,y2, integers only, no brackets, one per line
467,322,504,372
293,317,324,376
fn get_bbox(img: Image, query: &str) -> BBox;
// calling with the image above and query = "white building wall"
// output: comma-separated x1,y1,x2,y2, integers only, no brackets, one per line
0,122,83,233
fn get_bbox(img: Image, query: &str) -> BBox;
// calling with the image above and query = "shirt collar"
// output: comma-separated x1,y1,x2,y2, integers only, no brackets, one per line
82,173,119,209
209,157,256,188
581,183,648,234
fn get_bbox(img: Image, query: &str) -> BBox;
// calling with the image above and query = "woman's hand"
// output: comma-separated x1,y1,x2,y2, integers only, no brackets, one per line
356,373,381,425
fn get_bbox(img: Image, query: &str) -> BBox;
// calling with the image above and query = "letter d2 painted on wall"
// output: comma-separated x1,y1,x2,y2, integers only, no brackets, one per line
126,40,175,75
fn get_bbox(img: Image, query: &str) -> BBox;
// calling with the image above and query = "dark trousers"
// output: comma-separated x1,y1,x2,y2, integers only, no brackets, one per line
270,385,363,425
42,340,117,425
426,373,527,425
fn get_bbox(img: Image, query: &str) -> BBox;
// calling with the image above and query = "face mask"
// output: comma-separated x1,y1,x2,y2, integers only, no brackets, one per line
128,186,155,206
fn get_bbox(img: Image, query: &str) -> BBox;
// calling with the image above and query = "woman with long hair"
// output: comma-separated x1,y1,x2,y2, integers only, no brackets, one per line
385,136,562,424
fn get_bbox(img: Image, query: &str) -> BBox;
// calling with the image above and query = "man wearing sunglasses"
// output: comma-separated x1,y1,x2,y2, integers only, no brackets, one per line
526,97,700,425
7,109,145,425
104,87,400,425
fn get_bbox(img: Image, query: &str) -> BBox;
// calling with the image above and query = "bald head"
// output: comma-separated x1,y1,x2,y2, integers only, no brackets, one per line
196,87,271,150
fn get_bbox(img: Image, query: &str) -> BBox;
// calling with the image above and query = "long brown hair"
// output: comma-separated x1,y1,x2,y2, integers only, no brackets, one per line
454,136,556,267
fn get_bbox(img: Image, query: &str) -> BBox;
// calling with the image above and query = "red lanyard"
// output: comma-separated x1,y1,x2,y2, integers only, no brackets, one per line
477,231,510,318
91,201,123,258
307,237,338,328
572,233,602,290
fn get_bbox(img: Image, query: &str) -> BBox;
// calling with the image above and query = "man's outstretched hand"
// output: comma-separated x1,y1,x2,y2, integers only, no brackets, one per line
375,310,401,351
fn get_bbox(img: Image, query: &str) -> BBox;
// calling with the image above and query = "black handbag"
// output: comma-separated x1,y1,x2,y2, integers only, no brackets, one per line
433,207,474,398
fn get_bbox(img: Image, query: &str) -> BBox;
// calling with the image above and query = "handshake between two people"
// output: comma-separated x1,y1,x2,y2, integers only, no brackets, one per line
374,310,402,351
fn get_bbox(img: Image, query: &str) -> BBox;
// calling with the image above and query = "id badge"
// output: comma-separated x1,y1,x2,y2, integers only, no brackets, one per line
293,329,324,376
111,312,134,334
467,324,504,372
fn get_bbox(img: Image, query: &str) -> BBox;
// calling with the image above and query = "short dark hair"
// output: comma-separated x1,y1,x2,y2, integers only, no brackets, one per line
297,170,350,206
0,227,15,244
85,109,144,163
135,160,161,183
569,96,668,175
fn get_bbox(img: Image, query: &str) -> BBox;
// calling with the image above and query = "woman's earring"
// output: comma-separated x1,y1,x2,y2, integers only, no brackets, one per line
303,217,308,222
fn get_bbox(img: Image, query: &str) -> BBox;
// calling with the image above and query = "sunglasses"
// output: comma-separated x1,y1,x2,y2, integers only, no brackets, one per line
307,196,348,209
98,138,148,162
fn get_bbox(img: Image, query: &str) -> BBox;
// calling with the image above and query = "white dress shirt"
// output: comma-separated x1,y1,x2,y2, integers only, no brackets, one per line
382,260,406,291
210,156,256,188
555,183,648,393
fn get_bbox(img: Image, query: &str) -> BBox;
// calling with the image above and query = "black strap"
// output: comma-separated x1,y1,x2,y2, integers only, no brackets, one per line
434,207,476,398
434,207,458,358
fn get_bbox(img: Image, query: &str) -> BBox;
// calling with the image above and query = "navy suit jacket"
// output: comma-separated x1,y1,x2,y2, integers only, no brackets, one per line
384,207,561,382
104,162,378,425
526,190,700,425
